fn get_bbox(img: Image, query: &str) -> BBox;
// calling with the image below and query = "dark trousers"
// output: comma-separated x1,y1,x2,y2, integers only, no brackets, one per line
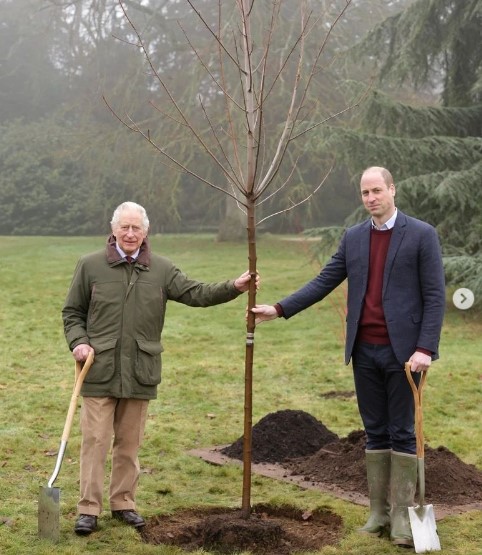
352,342,419,454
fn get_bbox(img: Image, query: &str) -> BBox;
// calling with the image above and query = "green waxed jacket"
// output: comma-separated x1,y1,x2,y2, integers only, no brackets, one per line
62,236,242,399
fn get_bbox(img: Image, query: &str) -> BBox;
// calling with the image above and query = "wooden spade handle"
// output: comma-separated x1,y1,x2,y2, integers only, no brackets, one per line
404,362,427,459
47,351,95,487
61,351,94,443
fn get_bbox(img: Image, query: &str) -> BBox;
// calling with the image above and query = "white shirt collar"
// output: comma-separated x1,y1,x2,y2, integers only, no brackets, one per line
372,208,398,231
115,244,140,260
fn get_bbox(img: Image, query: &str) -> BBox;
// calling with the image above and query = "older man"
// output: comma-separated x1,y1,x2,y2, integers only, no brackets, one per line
63,201,256,535
252,167,445,548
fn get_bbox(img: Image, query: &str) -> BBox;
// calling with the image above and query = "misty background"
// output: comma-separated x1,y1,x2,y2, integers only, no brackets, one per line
0,0,480,272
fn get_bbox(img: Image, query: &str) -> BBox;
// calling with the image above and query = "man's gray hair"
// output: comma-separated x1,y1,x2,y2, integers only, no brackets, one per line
111,202,149,231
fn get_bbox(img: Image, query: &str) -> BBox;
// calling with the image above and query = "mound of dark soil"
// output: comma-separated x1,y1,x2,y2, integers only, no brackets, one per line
217,410,482,505
220,409,339,463
286,429,482,506
222,409,482,506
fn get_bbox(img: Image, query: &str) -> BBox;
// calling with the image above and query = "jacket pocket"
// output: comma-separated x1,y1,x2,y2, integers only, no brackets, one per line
411,313,422,324
134,339,163,386
84,337,118,383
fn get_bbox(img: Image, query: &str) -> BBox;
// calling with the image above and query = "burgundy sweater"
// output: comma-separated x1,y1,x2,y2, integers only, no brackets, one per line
357,229,392,344
357,229,431,355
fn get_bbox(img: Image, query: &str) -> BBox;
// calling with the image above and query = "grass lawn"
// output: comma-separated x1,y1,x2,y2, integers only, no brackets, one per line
0,234,480,555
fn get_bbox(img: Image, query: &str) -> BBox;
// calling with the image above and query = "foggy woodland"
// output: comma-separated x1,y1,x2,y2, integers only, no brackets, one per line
0,0,480,294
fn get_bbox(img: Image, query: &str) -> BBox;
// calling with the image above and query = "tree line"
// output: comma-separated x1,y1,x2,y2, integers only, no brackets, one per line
0,0,480,301
0,0,414,236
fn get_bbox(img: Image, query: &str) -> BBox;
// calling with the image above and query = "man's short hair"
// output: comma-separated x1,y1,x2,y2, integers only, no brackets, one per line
111,202,149,231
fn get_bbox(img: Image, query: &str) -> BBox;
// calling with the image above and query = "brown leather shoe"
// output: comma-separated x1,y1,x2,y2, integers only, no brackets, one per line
111,510,145,528
74,514,98,535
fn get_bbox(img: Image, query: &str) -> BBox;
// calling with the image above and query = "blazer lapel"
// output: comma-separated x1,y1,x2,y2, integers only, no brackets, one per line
383,211,407,296
359,220,371,293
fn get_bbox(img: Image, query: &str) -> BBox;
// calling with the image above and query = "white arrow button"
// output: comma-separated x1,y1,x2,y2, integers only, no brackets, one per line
453,288,474,310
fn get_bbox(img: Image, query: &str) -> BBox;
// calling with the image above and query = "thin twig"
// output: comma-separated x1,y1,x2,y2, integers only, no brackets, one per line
114,0,249,200
257,162,334,225
103,94,248,207
186,0,246,75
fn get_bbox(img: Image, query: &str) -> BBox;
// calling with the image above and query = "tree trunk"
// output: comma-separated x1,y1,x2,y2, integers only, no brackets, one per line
241,193,257,518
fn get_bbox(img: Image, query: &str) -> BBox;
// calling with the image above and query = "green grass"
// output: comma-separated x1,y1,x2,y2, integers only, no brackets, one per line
0,234,481,555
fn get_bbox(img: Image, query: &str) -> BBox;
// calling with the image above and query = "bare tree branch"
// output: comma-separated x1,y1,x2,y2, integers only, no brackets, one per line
198,95,246,195
103,94,248,206
114,0,251,201
257,162,335,225
186,0,247,75
290,82,372,140
177,19,245,111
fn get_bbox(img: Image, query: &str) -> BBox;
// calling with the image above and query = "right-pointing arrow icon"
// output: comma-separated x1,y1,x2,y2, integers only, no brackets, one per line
453,288,474,310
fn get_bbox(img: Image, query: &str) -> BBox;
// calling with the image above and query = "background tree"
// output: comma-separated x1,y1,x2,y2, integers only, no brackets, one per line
309,0,482,305
0,0,68,123
0,0,188,233
0,0,417,235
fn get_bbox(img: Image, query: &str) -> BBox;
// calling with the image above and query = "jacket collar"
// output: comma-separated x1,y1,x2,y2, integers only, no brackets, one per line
106,234,151,269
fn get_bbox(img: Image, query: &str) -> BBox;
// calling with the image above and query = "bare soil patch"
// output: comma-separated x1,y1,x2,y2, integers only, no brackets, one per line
141,504,342,554
142,409,482,553
285,428,482,508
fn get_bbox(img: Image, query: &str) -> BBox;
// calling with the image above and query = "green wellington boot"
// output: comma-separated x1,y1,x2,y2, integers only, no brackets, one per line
390,450,417,548
358,449,391,536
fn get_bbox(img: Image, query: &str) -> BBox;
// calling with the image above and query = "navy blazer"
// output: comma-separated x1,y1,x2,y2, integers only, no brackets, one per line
279,211,445,365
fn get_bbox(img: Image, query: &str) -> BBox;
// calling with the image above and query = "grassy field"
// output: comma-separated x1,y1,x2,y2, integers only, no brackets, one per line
0,234,481,555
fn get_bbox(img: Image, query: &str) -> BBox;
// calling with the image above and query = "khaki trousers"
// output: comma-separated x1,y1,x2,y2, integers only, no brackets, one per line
78,397,149,516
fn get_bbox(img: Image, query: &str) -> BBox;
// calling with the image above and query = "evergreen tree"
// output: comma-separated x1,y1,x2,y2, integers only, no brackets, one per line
310,0,482,306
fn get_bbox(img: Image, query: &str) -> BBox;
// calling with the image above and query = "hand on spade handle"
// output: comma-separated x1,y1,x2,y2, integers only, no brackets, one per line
72,343,94,362
73,344,94,382
408,350,432,373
